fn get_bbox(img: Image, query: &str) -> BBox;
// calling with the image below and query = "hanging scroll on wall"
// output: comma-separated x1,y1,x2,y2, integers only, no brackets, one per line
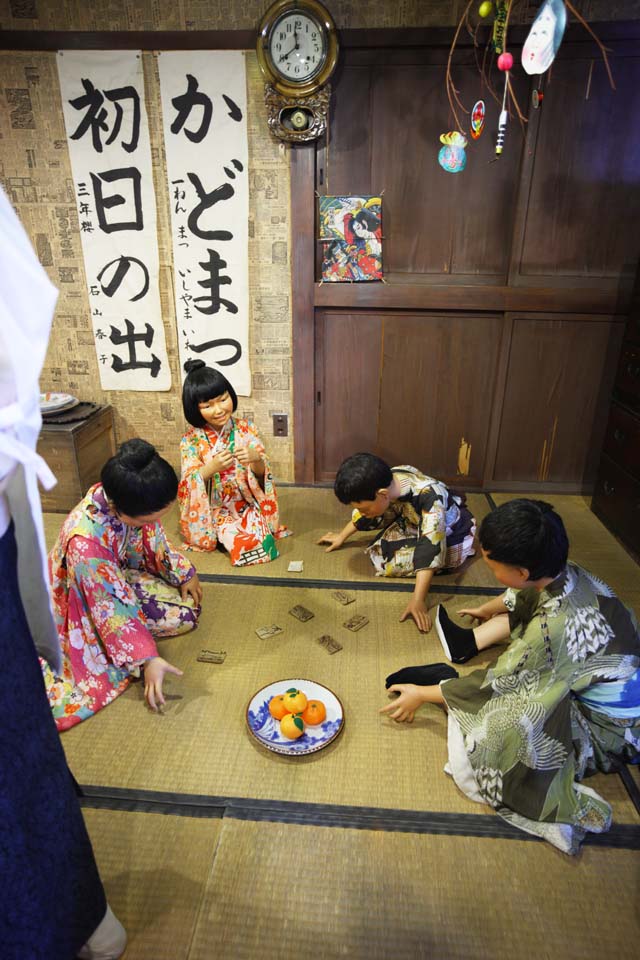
57,51,171,391
158,51,251,396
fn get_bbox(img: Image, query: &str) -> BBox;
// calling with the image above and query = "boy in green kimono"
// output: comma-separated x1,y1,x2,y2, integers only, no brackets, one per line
381,498,640,853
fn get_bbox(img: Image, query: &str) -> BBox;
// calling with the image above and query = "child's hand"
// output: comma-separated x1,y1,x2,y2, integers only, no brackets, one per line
379,684,425,723
235,444,260,467
400,598,432,633
180,573,203,606
209,449,235,474
317,531,344,552
458,606,489,624
143,657,184,712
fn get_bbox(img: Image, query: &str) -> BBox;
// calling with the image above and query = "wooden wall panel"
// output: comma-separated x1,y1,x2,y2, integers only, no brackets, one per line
326,56,526,281
516,56,640,281
376,314,502,486
314,312,382,480
492,316,616,484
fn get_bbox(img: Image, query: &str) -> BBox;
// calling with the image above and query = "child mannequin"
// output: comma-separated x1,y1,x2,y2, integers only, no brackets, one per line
318,452,475,632
381,498,640,853
178,360,289,565
43,439,201,729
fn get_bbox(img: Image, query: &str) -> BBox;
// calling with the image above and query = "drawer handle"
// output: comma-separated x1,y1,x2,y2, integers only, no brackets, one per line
603,480,615,495
627,363,640,378
613,428,626,443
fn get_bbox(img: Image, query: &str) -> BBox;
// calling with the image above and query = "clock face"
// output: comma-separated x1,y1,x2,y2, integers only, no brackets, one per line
269,11,326,83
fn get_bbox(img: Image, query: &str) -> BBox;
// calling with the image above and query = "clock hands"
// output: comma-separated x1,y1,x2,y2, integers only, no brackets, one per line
278,30,300,63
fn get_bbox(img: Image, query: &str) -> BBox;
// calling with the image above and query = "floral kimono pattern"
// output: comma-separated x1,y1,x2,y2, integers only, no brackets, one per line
352,466,476,577
42,484,199,731
178,417,290,566
441,564,640,853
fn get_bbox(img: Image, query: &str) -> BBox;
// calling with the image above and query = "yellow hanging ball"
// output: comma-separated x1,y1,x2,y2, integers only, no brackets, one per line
479,1,493,17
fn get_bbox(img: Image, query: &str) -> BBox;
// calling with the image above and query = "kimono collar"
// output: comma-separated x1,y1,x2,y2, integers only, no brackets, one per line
85,483,128,536
203,417,234,444
532,565,577,615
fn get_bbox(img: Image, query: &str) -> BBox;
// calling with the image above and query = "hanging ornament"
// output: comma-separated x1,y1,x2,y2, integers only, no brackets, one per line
438,132,468,173
492,0,508,54
478,1,493,17
470,100,486,139
497,51,513,71
521,0,567,75
494,78,509,157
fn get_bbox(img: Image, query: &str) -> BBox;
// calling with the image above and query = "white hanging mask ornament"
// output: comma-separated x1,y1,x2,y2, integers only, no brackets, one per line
521,0,567,75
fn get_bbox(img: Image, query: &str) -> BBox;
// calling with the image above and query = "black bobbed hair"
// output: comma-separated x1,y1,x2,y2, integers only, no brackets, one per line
101,438,178,518
479,498,569,581
334,452,393,504
182,359,238,428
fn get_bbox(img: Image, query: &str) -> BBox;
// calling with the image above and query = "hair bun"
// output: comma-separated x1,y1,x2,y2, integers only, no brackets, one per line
117,438,156,470
184,358,206,375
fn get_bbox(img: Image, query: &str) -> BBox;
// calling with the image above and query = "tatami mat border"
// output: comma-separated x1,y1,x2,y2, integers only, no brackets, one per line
78,784,640,850
484,493,497,510
196,573,505,596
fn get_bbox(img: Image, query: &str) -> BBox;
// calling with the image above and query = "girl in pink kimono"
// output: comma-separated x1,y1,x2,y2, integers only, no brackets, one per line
42,440,202,731
178,360,289,566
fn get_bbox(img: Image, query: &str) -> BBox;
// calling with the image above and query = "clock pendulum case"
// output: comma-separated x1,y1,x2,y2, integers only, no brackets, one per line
256,0,339,143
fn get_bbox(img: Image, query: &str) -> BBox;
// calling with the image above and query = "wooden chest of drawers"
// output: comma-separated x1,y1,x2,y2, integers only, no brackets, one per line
37,405,116,513
591,314,640,557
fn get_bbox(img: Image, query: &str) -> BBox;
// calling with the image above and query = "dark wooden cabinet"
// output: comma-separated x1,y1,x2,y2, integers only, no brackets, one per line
592,316,640,556
37,405,116,513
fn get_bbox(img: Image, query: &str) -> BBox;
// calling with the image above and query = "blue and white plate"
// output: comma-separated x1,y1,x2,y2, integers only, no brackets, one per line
246,678,344,756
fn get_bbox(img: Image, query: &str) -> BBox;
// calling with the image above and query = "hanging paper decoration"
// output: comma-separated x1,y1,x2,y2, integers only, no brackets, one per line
470,100,486,139
521,0,567,75
492,0,508,54
438,132,468,173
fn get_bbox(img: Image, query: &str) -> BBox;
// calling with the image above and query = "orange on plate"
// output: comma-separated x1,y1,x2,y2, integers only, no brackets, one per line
280,713,305,739
282,688,307,714
301,699,326,725
268,694,289,720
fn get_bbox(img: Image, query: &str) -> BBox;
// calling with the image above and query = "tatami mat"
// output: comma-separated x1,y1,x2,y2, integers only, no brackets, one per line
82,808,221,959
62,582,639,824
85,813,639,960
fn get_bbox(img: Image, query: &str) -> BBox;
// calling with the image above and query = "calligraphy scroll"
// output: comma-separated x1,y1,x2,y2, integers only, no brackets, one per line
158,51,251,396
57,51,171,390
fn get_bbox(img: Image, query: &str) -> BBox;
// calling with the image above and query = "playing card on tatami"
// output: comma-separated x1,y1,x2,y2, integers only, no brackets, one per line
255,624,283,639
343,615,368,632
289,605,314,622
317,634,343,654
332,590,355,605
197,650,227,663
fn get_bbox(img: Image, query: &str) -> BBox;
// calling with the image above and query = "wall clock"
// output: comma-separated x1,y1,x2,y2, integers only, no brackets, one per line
256,0,339,142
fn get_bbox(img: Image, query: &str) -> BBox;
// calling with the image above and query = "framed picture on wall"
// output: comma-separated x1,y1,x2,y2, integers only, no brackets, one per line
318,195,382,281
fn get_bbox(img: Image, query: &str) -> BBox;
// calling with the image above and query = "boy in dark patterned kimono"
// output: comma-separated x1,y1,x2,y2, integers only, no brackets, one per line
318,453,476,633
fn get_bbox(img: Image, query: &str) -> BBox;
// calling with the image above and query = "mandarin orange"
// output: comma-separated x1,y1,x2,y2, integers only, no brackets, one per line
280,712,305,739
268,694,289,720
301,699,326,725
283,688,307,714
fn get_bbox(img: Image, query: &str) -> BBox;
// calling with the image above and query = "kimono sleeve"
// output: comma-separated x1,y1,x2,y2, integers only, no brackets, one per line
142,522,197,588
351,508,384,532
178,431,215,549
413,491,447,571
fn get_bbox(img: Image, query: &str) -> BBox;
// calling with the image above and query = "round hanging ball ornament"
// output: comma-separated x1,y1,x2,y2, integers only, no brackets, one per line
478,1,493,17
497,52,514,71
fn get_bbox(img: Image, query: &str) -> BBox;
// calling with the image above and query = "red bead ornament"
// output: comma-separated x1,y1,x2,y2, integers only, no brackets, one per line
497,52,513,71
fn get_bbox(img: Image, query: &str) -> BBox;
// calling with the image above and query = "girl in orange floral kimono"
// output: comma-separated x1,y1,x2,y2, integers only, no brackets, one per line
179,360,289,566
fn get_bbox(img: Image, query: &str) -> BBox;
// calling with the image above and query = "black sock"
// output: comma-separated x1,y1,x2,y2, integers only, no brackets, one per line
435,605,478,664
385,662,459,688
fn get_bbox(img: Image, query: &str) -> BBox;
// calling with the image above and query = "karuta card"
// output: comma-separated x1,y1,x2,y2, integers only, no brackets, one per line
332,590,355,605
288,560,304,572
255,624,284,640
289,605,314,622
317,634,343,655
343,614,369,632
197,649,227,664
